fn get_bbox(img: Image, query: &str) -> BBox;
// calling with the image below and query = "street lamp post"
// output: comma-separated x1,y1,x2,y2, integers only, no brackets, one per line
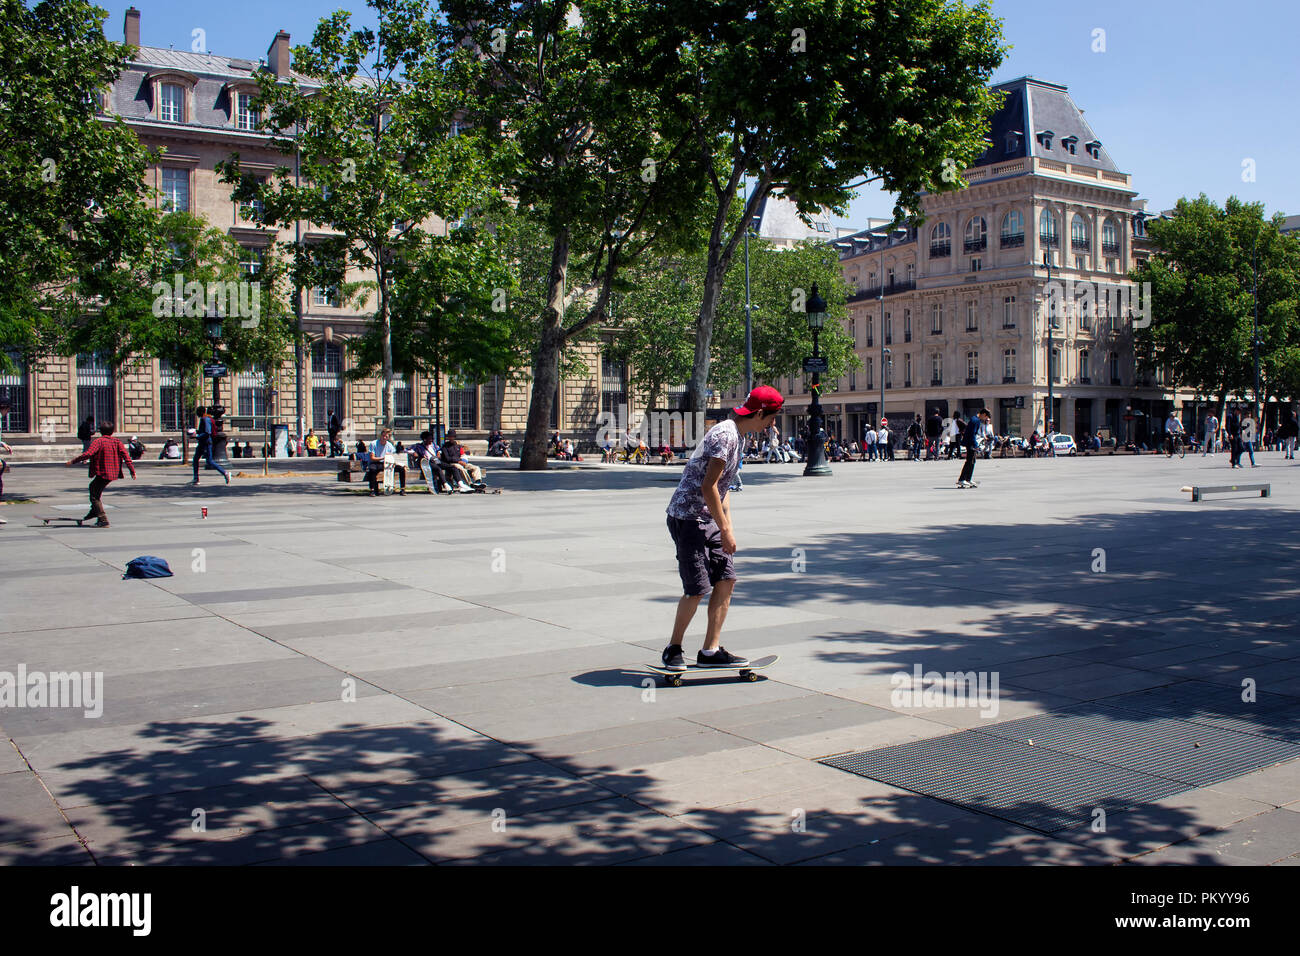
743,178,754,394
203,308,223,411
878,287,885,436
1252,229,1262,424
804,284,831,476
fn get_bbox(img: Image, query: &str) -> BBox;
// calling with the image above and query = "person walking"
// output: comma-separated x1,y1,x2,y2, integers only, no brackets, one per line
661,386,783,673
190,405,230,485
957,407,992,488
1202,412,1218,456
1225,404,1242,468
1279,409,1298,460
66,421,135,527
327,411,342,457
77,415,95,452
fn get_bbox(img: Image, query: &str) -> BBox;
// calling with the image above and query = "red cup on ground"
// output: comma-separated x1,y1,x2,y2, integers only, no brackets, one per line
201,507,208,519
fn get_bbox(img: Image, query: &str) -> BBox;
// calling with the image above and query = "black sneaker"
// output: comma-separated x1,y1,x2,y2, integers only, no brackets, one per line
661,644,686,672
696,647,749,667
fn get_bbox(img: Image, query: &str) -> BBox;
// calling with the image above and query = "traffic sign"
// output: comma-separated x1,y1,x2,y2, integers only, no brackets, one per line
203,364,227,378
802,356,828,374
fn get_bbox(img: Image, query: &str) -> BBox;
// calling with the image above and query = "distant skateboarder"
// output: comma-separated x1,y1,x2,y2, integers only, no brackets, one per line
661,386,783,672
957,407,992,488
67,421,136,527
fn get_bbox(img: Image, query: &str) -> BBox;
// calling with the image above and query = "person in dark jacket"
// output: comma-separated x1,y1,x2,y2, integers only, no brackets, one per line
957,408,992,488
1225,405,1242,468
1280,409,1298,460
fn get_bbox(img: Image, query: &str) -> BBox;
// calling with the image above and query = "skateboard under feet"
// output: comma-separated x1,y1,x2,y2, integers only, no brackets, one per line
645,654,778,687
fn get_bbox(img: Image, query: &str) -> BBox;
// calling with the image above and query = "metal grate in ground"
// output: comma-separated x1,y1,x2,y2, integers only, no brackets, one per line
821,699,1300,834
1098,681,1300,742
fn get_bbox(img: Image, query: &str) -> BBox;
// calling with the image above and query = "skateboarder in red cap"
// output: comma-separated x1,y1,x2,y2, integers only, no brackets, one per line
661,385,784,671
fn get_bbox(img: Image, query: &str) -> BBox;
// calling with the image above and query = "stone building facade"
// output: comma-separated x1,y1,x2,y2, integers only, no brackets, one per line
723,77,1189,448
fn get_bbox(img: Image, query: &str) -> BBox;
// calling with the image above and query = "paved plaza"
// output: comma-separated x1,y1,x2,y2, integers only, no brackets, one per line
1,450,1299,866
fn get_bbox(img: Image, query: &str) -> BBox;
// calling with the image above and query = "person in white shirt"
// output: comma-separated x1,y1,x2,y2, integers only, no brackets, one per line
366,427,406,495
1203,414,1218,455
864,426,877,461
877,424,891,461
1164,413,1184,456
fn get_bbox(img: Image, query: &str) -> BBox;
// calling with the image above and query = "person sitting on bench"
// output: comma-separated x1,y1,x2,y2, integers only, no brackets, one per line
366,427,406,495
439,429,485,491
409,431,452,493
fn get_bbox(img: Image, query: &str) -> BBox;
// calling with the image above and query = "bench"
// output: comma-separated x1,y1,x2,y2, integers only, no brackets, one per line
337,460,366,482
1189,483,1270,502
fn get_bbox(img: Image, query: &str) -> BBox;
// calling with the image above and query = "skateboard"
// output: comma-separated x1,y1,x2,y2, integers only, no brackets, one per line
382,453,398,495
646,654,779,687
37,515,87,526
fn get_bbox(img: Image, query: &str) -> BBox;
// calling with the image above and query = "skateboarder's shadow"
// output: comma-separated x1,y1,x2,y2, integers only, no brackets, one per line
572,669,768,688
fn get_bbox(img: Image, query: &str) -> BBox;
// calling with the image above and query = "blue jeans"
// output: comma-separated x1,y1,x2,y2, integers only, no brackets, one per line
1244,441,1256,465
192,438,228,480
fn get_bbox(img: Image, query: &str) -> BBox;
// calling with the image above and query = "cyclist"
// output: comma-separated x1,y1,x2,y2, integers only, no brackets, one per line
1164,411,1184,457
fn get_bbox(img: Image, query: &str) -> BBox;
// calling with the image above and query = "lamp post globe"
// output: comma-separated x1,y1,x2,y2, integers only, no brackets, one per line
803,284,831,476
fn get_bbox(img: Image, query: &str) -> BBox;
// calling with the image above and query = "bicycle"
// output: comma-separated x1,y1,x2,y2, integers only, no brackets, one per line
1166,432,1187,458
617,444,649,464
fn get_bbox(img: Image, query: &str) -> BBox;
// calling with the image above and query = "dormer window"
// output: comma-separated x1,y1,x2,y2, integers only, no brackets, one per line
1085,140,1102,160
160,83,185,123
1036,130,1054,150
1061,136,1078,155
150,71,198,125
1004,131,1021,155
236,92,261,131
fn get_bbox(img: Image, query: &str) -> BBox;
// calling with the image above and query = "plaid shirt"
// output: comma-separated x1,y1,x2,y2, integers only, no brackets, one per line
72,435,136,480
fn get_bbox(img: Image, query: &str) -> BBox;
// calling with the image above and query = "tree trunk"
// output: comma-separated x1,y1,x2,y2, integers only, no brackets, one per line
686,168,772,413
379,264,394,430
520,230,570,470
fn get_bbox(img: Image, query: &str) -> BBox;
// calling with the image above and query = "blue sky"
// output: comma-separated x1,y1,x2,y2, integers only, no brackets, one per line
98,0,1300,228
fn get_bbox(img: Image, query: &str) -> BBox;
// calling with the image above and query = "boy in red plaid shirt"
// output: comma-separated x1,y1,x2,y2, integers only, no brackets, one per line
67,421,136,527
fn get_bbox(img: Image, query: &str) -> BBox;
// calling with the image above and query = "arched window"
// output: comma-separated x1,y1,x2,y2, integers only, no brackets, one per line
1000,210,1024,247
76,353,115,428
1102,218,1119,256
311,341,343,429
964,217,987,253
0,351,29,433
1039,209,1059,248
1071,214,1089,252
929,223,951,257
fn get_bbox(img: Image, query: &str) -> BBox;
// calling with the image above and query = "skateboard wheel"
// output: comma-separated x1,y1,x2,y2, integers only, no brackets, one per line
742,671,757,682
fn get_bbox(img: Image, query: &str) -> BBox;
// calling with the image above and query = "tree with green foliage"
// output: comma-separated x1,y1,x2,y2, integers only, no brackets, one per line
444,0,717,469
1132,195,1300,414
220,0,511,429
609,237,854,409
0,0,160,371
587,0,1007,413
66,211,297,458
343,222,532,431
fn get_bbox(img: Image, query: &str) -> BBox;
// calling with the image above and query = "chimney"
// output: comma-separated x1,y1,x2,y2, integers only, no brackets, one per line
268,30,291,77
124,7,140,47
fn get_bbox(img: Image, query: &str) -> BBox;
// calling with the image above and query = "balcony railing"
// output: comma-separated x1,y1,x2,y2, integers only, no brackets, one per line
1079,376,1091,384
963,237,987,253
1101,241,1120,257
1000,232,1024,249
1040,234,1060,248
885,333,892,345
931,378,943,387
904,380,912,388
866,337,873,347
929,242,951,258
1002,375,1016,384
845,279,917,303
885,381,892,389
904,332,912,342
1071,238,1090,252
1001,322,1016,330
966,377,978,385
930,326,942,335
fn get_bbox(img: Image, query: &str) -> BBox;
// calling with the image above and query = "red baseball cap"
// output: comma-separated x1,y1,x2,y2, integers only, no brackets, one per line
734,385,784,417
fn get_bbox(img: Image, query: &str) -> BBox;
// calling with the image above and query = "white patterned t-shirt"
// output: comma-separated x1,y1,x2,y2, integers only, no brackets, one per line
666,420,740,522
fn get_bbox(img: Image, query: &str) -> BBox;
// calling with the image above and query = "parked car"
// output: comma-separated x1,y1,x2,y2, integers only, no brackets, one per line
1048,433,1078,456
